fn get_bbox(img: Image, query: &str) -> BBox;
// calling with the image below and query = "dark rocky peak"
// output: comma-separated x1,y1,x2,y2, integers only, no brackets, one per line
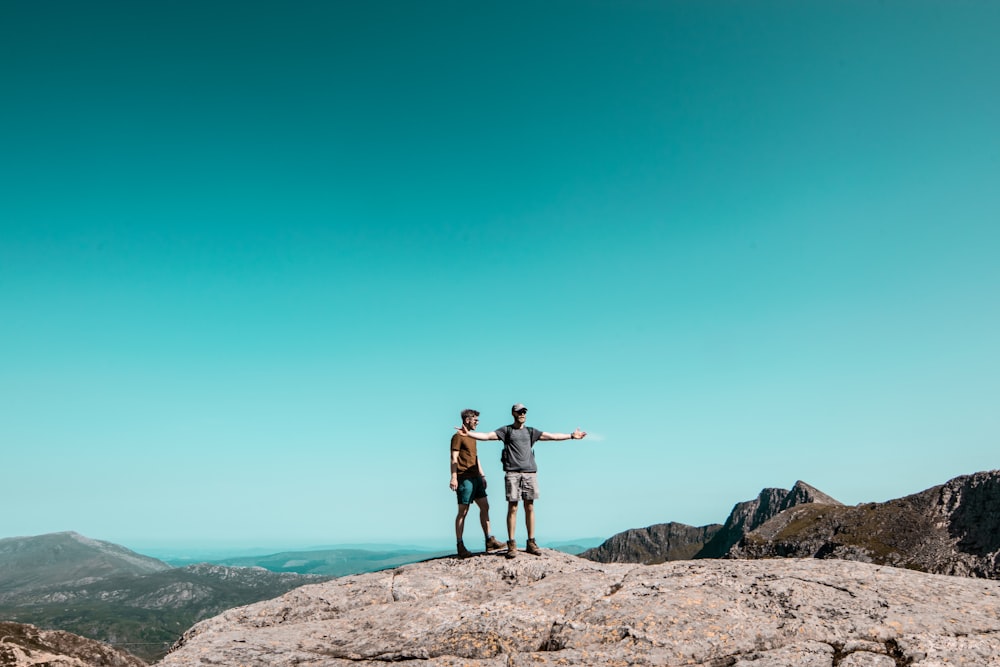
730,482,842,533
731,469,1000,579
930,470,1000,556
729,487,789,531
786,480,842,507
907,469,1000,565
695,481,840,558
579,522,721,564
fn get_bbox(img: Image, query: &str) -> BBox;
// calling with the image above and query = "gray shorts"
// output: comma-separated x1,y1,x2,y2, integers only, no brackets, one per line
505,471,539,502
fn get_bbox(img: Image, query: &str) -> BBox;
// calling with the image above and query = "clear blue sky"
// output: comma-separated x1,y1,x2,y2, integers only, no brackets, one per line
3,1,998,552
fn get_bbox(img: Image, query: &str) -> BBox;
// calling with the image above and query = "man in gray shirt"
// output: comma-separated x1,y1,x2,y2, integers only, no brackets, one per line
458,403,586,558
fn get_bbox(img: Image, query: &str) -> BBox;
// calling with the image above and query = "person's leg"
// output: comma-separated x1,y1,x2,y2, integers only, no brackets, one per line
523,501,542,554
524,500,535,540
473,496,491,537
506,501,518,541
505,501,519,558
476,498,504,551
454,479,475,557
504,473,521,542
523,474,541,555
476,497,504,550
503,473,521,558
455,504,470,541
473,478,503,551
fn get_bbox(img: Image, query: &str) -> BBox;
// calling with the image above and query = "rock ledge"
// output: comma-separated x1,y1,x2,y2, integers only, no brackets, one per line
159,549,1000,666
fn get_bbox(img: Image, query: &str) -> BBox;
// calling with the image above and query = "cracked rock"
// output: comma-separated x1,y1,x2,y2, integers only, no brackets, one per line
159,550,1000,666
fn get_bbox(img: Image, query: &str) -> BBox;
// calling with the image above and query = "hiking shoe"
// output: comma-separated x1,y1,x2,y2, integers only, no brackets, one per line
485,536,504,551
525,538,541,556
456,542,472,559
505,540,518,559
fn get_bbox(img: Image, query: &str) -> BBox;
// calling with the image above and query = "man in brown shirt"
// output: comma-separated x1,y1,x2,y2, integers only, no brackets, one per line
450,408,504,557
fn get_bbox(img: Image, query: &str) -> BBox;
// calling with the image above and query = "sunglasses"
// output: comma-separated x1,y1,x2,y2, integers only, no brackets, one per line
515,409,528,415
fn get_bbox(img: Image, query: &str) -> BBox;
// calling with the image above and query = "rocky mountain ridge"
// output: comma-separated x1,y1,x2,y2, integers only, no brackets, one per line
576,522,721,564
732,469,1000,577
583,470,1000,581
159,547,1000,666
0,533,170,599
699,480,842,558
581,480,839,564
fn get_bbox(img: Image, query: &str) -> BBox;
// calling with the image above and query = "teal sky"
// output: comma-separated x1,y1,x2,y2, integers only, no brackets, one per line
3,1,999,551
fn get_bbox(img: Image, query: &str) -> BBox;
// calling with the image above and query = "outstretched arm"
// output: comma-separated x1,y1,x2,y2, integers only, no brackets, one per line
455,425,500,441
539,428,587,441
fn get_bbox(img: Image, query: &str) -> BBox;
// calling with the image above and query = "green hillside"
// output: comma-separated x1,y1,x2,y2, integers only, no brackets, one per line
0,534,328,663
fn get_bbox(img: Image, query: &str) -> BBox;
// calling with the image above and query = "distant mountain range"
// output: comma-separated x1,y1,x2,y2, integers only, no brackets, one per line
582,470,1000,580
0,532,328,662
0,532,475,662
0,531,170,598
209,547,450,576
151,540,598,571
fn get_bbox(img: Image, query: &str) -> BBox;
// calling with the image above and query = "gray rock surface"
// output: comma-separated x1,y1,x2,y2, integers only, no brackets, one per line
159,549,1000,666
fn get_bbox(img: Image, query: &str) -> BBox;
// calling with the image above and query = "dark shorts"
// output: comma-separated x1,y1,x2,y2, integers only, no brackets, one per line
456,476,487,505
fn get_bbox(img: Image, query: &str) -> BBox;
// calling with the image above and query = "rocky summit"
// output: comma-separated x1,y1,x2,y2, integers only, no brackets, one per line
159,548,1000,666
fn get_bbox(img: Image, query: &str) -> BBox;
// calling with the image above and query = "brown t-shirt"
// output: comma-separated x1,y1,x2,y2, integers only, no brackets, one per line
450,433,480,480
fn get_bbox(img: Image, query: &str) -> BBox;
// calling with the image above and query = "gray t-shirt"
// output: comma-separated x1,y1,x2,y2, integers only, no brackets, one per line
494,425,543,472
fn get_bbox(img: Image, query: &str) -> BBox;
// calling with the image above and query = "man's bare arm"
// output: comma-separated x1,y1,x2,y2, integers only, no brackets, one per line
539,428,587,441
455,425,500,441
449,450,460,490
